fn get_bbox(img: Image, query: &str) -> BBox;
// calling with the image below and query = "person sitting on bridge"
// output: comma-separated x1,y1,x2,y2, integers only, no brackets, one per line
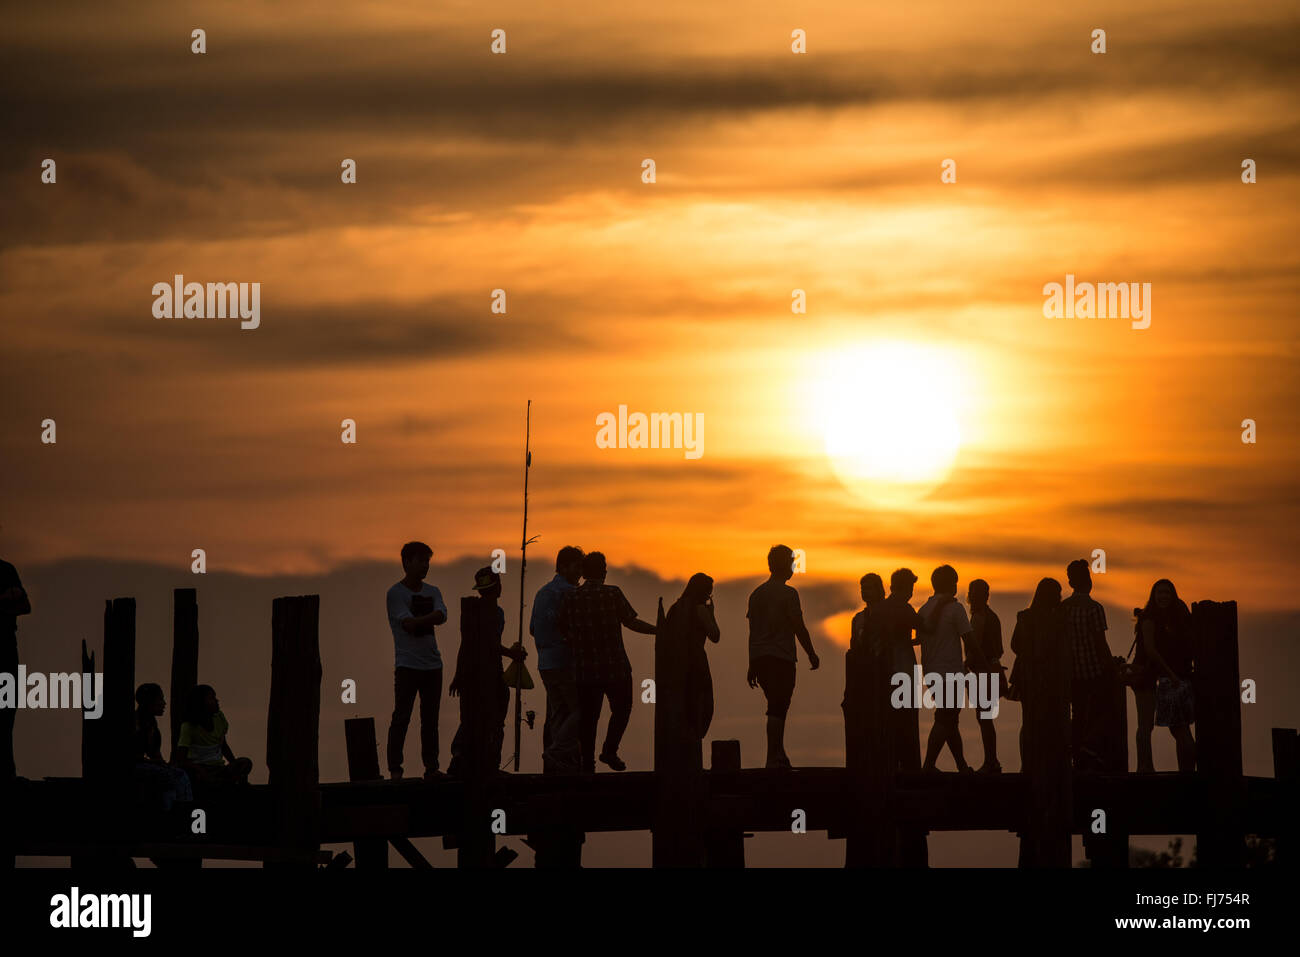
175,684,253,791
448,567,526,778
133,683,193,811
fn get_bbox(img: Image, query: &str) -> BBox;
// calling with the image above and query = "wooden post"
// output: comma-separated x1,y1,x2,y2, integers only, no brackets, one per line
705,740,744,867
344,717,388,869
1192,600,1245,867
1271,728,1297,867
844,645,895,866
1019,610,1072,867
652,597,705,867
267,595,322,868
455,596,497,869
102,597,136,785
79,640,99,779
170,588,199,761
1084,674,1130,868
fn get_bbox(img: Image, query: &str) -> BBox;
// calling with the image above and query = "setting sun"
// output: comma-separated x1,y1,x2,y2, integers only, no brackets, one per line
810,341,971,505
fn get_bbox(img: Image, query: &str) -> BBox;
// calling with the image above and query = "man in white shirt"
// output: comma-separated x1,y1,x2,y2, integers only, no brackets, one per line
917,564,975,773
386,541,448,779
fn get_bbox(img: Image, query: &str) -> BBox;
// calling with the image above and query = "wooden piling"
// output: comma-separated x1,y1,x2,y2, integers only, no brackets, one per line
652,597,705,867
1019,609,1072,867
705,740,744,867
454,595,497,869
1271,728,1297,867
1193,600,1245,866
170,588,199,761
843,644,896,866
266,595,322,868
344,717,388,869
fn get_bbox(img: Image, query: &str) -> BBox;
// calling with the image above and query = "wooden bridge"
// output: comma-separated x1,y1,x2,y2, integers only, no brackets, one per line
4,589,1297,868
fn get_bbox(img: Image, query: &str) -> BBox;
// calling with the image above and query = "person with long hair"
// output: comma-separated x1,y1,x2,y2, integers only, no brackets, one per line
1008,578,1065,770
1131,579,1197,772
666,572,721,746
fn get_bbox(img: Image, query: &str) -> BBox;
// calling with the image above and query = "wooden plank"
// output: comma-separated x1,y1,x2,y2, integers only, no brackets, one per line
389,835,434,869
170,588,199,761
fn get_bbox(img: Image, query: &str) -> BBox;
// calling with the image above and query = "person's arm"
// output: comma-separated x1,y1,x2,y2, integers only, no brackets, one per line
789,592,819,669
1141,618,1181,683
698,602,720,643
221,738,237,765
0,584,31,617
500,642,525,660
617,589,657,635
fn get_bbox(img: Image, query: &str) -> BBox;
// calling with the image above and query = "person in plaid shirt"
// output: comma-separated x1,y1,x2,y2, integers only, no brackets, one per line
1062,559,1117,771
555,551,657,772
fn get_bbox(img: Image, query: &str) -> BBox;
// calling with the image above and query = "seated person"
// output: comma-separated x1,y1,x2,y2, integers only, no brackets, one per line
175,684,253,790
133,682,193,811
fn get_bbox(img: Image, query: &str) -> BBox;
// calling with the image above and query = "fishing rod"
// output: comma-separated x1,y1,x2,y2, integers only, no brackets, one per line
513,400,539,771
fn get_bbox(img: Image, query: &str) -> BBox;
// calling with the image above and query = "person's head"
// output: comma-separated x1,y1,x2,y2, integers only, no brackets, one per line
890,568,918,601
1030,577,1062,611
556,546,585,585
185,684,219,726
582,551,607,583
1140,578,1187,621
1066,559,1091,595
400,541,433,581
135,682,165,716
680,572,714,607
967,578,990,608
767,544,795,582
472,566,502,602
931,564,958,597
860,573,885,605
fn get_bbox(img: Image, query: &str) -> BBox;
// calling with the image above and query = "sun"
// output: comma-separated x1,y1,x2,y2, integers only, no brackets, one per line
809,341,969,505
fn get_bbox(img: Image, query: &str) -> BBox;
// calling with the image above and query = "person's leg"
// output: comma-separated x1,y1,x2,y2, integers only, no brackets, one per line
540,669,557,764
1134,688,1155,772
491,682,510,770
576,682,602,773
944,708,969,770
977,709,999,771
757,659,794,767
387,667,418,777
552,670,582,772
922,711,944,770
417,667,443,775
1172,723,1197,772
600,672,633,762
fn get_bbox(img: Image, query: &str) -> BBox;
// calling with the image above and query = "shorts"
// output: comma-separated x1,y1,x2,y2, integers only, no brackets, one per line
1155,676,1194,728
752,655,796,719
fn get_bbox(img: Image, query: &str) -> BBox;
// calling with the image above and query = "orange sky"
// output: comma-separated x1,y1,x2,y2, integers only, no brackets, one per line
3,0,1298,616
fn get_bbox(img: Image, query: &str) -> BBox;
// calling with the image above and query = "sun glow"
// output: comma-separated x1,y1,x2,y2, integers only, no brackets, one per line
809,340,971,506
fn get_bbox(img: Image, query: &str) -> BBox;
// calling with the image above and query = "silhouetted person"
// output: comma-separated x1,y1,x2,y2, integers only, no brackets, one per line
133,683,192,811
386,540,448,780
842,573,887,770
666,573,720,744
1063,559,1115,772
530,546,584,774
966,578,1004,774
1008,578,1065,768
0,556,31,786
919,564,974,773
1132,579,1197,772
448,568,526,778
556,551,656,772
747,544,820,769
175,684,252,789
875,568,925,774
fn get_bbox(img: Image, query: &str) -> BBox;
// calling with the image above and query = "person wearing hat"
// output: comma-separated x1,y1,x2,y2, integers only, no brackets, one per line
448,566,526,777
